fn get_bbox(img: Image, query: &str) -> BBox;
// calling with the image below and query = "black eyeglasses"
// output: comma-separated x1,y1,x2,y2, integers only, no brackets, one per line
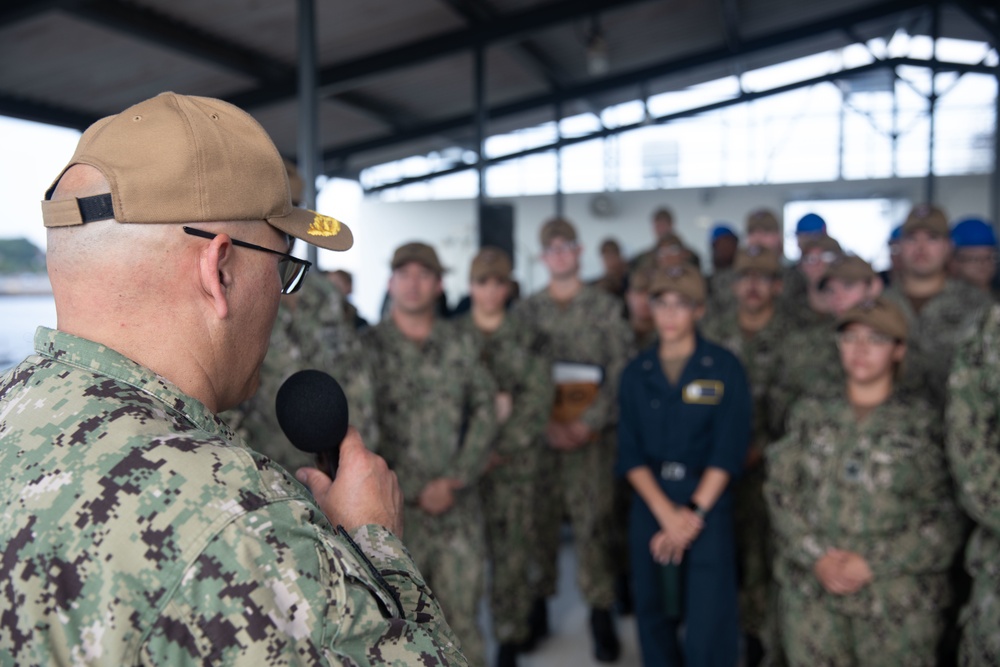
183,226,311,294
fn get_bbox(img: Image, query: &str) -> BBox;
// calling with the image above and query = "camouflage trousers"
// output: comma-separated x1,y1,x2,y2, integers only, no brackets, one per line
533,434,617,608
959,575,1000,667
483,451,539,643
778,587,942,667
404,495,485,666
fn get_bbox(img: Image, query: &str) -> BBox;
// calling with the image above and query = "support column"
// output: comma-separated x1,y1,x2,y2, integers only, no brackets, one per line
555,98,564,218
297,0,319,265
475,43,487,212
992,73,999,226
925,2,940,203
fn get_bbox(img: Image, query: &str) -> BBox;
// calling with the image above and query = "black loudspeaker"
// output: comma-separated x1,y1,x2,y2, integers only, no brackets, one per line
479,203,515,266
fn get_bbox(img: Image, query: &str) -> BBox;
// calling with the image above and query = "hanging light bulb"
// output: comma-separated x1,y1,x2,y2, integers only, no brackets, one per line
587,16,609,77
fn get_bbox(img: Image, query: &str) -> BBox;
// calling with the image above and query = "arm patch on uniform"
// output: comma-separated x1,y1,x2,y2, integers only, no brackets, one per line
682,380,724,404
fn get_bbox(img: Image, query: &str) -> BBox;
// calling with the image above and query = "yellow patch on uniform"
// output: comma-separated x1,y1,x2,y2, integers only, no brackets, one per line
682,380,724,404
307,214,341,237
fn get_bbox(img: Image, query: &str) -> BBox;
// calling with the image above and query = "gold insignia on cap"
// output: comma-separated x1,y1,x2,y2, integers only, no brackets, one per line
308,214,341,237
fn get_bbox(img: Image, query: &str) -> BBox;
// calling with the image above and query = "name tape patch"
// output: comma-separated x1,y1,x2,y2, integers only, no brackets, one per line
682,380,724,404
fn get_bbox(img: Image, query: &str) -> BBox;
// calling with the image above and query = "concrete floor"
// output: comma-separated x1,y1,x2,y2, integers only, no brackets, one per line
479,539,643,667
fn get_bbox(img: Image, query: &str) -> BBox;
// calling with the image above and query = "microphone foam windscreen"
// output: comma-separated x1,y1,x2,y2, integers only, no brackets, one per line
275,369,349,454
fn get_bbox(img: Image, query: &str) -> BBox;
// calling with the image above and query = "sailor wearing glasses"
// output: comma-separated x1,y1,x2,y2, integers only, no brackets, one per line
617,264,751,666
765,297,963,666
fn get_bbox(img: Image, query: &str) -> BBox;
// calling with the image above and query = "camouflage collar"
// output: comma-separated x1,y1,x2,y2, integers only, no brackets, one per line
32,327,235,440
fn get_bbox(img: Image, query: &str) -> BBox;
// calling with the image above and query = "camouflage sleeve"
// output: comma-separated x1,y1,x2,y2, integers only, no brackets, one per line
947,306,1000,535
451,342,499,486
764,404,828,570
335,343,381,453
140,500,466,666
767,331,807,437
494,329,554,458
580,298,632,433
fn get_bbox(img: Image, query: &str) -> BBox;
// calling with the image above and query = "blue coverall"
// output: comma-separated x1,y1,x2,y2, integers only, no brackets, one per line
617,334,752,666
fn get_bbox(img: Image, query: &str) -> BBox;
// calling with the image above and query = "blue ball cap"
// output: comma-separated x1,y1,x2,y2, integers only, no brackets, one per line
951,218,997,248
889,225,903,243
795,213,826,234
710,224,737,242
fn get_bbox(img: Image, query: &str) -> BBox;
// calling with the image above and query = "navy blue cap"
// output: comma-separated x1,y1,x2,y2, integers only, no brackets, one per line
710,224,737,242
888,225,903,243
951,218,997,248
795,213,826,234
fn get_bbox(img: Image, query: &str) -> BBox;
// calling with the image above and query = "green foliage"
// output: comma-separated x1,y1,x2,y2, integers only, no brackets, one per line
0,238,46,274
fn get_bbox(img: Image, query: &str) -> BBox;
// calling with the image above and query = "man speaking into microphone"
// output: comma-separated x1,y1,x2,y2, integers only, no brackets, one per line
0,93,466,666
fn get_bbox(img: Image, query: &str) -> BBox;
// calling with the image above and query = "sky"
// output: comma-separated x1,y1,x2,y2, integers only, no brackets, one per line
0,116,81,251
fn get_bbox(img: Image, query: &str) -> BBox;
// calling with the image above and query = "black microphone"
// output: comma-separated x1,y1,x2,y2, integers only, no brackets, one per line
275,369,349,478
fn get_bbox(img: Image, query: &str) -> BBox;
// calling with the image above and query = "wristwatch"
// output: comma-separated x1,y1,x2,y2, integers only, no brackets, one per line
686,500,707,520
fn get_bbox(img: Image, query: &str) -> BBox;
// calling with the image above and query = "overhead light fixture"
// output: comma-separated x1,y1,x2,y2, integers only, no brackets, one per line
587,16,609,77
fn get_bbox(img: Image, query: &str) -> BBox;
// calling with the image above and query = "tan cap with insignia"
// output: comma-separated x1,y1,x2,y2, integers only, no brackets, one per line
540,217,578,247
470,246,512,282
41,92,352,252
836,296,908,342
649,264,707,303
392,242,444,275
746,208,781,234
901,204,949,237
800,235,843,255
733,245,781,276
820,255,877,289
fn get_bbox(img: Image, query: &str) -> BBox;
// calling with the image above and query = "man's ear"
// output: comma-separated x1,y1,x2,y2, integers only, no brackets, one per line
199,233,233,320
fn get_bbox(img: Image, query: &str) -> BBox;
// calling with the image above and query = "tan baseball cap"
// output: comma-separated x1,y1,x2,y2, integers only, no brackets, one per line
746,208,781,234
628,265,653,293
733,245,781,276
901,204,949,237
41,92,352,252
283,158,305,207
836,297,908,342
800,235,843,255
470,246,512,282
391,242,444,275
820,255,877,289
649,264,706,304
540,217,577,247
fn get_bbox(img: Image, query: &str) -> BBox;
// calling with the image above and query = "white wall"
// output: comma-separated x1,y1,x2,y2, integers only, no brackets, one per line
334,174,992,323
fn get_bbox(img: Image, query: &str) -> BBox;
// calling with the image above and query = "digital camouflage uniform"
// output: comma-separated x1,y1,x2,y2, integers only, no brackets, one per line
0,328,466,666
766,396,963,667
701,308,792,651
452,313,554,644
362,318,497,665
947,303,1000,667
884,279,989,410
706,267,737,318
770,322,842,433
224,275,379,473
512,284,632,609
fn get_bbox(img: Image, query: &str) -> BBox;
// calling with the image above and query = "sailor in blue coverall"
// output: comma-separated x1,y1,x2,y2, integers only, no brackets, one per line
616,264,752,666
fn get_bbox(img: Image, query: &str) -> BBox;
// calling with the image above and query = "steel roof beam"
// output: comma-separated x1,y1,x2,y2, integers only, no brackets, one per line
322,0,931,170
0,92,97,130
226,0,659,110
360,55,993,191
